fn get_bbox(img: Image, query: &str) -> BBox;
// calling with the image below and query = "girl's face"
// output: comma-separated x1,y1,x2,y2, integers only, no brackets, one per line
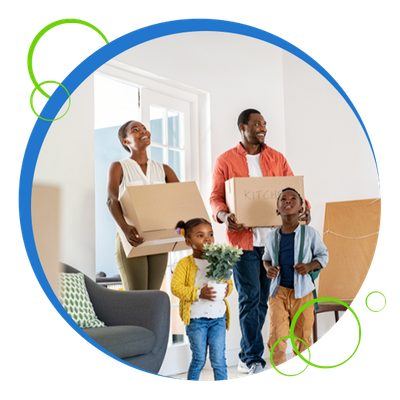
185,223,214,258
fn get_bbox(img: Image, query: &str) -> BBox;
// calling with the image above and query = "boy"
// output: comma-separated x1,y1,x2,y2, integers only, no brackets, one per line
263,188,328,366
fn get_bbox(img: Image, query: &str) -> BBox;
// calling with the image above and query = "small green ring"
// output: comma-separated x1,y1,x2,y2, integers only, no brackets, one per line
366,291,386,312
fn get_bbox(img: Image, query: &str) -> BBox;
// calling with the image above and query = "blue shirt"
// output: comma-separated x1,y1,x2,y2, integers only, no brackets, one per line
279,232,295,288
263,224,329,299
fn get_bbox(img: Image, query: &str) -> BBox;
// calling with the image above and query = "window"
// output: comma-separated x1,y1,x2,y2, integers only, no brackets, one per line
94,69,195,357
149,107,184,180
141,88,192,184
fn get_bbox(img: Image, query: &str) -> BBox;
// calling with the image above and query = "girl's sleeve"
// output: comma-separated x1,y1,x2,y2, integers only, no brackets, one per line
224,278,234,298
170,259,199,301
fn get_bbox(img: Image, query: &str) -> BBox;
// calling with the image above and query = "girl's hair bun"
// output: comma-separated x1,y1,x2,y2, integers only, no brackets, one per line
174,218,211,238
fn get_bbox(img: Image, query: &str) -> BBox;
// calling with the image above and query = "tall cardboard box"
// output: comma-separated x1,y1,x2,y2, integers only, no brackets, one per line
118,181,210,257
225,176,305,227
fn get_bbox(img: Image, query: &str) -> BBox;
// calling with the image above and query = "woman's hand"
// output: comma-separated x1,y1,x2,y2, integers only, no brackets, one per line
122,224,145,247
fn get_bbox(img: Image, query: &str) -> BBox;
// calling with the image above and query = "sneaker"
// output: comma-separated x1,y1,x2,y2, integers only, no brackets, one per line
248,363,265,375
237,359,250,373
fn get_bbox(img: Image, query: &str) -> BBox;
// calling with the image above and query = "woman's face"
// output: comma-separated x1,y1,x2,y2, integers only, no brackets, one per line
122,121,151,150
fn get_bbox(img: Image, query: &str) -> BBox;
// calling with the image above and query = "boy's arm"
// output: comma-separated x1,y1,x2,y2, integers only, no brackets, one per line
264,260,281,278
171,260,199,301
294,260,321,275
310,228,329,269
294,228,329,275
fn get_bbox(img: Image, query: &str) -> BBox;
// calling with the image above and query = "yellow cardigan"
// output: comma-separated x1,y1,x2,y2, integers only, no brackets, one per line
170,254,233,330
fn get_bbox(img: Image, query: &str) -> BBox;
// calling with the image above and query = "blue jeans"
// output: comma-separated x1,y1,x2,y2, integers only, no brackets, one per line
233,247,271,368
185,316,227,380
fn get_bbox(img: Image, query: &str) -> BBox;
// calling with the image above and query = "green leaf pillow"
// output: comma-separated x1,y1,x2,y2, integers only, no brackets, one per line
59,272,105,328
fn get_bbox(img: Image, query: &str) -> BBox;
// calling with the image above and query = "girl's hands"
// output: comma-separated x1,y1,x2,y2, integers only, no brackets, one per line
199,285,217,301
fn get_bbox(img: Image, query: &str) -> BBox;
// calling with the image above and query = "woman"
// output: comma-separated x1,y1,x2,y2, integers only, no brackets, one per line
107,120,179,290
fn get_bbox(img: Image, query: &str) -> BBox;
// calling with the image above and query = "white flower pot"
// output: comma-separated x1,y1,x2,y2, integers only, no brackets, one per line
207,281,226,301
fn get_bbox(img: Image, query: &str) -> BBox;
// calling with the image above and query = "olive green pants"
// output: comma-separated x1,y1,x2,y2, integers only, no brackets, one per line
115,233,168,290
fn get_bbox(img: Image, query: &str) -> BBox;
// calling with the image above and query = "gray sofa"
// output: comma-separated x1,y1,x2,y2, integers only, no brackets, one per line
62,264,170,374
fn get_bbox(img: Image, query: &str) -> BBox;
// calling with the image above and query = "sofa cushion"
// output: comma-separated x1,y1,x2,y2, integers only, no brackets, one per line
59,272,105,328
83,326,156,359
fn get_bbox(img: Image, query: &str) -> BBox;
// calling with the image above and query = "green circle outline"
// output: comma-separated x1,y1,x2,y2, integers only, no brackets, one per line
28,78,71,122
270,336,314,379
289,297,364,371
363,289,388,314
25,15,110,121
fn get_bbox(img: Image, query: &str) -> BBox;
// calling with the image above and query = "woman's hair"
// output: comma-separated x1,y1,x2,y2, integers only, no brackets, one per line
175,218,212,239
277,187,304,206
118,120,133,152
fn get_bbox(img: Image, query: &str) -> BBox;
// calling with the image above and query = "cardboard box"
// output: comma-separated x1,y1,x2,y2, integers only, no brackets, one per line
225,176,305,227
118,181,210,258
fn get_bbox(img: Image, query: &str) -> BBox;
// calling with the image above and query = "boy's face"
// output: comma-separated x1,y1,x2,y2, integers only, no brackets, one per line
277,190,303,217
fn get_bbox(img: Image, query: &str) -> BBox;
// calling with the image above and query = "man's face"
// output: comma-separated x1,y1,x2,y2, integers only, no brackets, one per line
240,113,267,146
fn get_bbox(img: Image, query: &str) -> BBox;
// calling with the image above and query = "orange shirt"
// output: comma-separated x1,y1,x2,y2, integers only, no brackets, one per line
209,142,295,250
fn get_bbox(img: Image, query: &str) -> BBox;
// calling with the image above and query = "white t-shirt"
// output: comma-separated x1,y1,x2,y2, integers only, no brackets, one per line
190,258,226,319
246,153,273,246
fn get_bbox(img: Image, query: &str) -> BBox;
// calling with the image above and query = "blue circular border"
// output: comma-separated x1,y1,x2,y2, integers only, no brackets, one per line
19,18,378,373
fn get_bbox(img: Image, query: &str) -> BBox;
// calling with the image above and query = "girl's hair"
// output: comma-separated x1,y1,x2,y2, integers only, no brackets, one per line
118,120,133,152
277,187,304,206
175,218,211,239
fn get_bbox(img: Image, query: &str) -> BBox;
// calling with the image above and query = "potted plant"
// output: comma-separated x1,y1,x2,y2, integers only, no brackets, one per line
201,243,243,301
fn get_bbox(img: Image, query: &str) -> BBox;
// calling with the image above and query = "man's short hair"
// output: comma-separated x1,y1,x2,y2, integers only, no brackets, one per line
237,108,261,130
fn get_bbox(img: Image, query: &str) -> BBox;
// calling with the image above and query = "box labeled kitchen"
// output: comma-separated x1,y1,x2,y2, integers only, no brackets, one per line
225,176,305,227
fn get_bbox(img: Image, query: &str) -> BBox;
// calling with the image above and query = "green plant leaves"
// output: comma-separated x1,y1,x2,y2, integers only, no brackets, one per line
202,243,243,282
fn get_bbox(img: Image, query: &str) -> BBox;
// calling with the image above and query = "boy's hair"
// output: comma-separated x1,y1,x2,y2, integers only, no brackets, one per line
118,120,133,152
237,108,261,130
277,187,304,206
175,218,212,239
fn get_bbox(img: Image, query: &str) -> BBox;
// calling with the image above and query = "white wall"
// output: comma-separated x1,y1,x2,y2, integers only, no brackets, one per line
33,77,96,280
32,31,379,370
282,51,380,234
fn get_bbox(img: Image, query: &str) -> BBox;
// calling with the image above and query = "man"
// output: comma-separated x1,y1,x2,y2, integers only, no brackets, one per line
209,109,310,375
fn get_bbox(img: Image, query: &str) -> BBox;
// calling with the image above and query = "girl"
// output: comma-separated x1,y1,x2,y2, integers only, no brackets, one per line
171,218,233,381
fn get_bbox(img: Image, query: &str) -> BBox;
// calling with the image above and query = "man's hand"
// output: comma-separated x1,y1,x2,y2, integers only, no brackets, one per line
299,204,311,225
218,211,247,232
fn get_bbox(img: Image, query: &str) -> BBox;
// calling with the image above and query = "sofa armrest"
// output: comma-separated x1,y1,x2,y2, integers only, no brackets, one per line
62,264,170,357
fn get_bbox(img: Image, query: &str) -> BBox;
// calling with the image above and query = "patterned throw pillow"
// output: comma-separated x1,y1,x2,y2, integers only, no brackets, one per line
59,272,105,328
